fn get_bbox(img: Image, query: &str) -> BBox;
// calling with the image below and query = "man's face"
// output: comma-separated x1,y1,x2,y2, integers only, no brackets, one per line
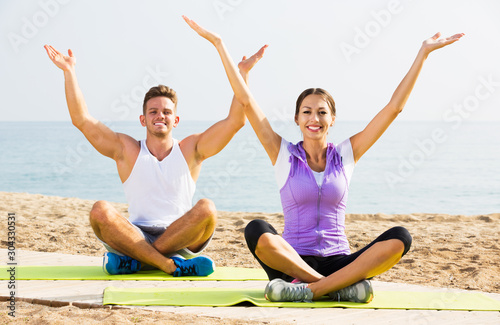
140,96,179,137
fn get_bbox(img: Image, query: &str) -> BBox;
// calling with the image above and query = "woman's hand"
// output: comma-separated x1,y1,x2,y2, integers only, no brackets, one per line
182,15,222,45
421,32,464,55
44,45,76,72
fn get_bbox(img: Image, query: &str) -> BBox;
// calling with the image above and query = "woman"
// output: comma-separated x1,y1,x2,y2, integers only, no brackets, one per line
183,16,464,302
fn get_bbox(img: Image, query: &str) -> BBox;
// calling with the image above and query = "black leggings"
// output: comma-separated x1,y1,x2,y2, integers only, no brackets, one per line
244,219,412,282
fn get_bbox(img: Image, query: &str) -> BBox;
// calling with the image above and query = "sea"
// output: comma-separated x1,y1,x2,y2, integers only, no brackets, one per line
1,120,499,215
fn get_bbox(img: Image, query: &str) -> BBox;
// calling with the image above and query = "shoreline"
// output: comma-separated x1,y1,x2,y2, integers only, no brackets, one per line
2,190,499,216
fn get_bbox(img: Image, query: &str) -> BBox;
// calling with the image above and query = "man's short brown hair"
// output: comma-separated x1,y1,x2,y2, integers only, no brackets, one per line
142,85,178,115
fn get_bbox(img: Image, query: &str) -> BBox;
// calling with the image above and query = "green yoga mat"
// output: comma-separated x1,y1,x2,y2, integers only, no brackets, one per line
0,266,267,281
103,287,500,311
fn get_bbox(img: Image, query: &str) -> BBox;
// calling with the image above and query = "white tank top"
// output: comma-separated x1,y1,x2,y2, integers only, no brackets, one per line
123,139,196,227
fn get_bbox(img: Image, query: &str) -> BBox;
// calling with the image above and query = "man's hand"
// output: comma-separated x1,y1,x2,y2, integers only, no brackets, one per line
44,45,76,72
238,45,268,78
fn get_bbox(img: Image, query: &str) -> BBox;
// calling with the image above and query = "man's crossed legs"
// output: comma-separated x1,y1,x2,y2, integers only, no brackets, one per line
89,198,217,276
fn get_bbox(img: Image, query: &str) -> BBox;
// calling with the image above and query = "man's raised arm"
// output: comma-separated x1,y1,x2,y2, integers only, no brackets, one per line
44,45,126,161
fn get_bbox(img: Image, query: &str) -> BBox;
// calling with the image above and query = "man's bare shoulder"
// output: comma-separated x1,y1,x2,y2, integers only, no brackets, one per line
116,133,141,161
179,133,200,157
181,132,215,164
179,133,204,181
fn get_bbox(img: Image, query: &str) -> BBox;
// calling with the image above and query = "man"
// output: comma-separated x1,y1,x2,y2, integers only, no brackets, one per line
44,39,266,276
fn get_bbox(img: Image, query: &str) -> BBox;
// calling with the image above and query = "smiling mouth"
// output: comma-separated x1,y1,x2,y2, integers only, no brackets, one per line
306,126,321,131
154,122,166,126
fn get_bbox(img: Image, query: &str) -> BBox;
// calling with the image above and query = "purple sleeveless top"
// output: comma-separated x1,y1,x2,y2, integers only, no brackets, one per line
279,141,351,257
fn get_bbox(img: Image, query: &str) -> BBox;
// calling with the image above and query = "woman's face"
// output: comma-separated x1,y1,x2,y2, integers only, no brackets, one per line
295,94,335,140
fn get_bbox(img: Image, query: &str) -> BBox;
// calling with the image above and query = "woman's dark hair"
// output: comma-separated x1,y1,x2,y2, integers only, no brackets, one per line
295,88,336,117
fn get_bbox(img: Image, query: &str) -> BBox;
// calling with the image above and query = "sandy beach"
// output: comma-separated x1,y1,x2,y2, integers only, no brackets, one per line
1,191,499,323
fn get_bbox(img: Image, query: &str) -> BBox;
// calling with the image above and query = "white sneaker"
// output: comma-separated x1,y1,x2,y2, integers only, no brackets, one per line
264,278,313,302
328,279,373,303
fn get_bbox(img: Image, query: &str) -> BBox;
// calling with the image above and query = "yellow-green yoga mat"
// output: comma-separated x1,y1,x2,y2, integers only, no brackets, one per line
102,287,500,311
0,266,267,281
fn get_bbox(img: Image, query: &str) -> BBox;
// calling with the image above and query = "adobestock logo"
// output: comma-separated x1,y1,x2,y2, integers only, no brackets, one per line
7,0,72,54
213,0,244,20
110,65,169,120
442,74,500,130
385,74,499,189
194,104,292,204
339,0,404,63
52,65,170,176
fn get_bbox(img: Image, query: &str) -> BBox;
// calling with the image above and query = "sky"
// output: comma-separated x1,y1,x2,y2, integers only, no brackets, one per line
1,0,499,123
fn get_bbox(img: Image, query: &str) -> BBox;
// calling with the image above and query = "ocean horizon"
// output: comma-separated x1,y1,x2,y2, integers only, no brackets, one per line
1,120,499,215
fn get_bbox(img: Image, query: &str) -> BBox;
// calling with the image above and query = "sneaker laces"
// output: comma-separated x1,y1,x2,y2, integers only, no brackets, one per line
330,280,373,303
172,258,199,276
118,258,133,271
171,256,215,277
337,285,356,301
178,263,198,276
282,284,312,302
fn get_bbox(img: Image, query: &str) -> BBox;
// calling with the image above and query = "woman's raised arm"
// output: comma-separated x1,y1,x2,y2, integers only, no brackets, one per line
183,16,282,164
350,32,464,163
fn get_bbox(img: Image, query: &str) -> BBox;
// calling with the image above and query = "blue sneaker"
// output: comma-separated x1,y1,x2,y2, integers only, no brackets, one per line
170,256,215,277
103,252,141,275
